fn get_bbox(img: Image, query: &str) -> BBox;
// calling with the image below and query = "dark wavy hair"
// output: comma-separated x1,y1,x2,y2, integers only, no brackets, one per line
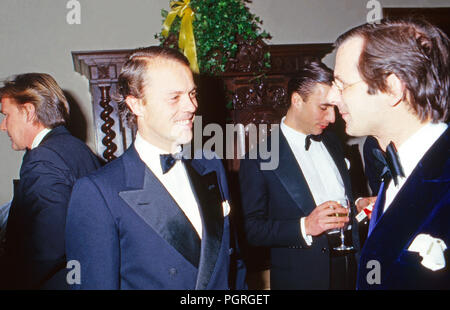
115,46,190,127
0,73,69,128
335,18,450,122
287,60,333,104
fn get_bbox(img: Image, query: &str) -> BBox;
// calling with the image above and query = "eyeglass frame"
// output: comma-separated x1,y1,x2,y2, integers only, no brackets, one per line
331,79,364,94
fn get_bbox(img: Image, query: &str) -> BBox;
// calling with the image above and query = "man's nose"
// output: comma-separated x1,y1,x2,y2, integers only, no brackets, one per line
327,85,342,108
326,107,336,124
0,117,6,131
183,94,198,113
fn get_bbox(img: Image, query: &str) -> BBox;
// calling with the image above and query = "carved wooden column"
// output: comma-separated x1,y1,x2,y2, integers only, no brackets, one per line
72,50,135,163
98,85,117,161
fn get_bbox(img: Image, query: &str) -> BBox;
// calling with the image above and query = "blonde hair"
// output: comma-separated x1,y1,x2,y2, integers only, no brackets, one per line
0,73,69,127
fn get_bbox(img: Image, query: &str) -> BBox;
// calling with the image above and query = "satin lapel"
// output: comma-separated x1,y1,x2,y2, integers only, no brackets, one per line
119,147,201,268
362,129,450,268
322,133,353,200
272,130,316,216
184,159,224,290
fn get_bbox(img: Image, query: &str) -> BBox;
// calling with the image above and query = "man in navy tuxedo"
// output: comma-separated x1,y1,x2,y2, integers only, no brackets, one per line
65,46,246,289
239,61,360,289
329,18,450,289
0,73,100,289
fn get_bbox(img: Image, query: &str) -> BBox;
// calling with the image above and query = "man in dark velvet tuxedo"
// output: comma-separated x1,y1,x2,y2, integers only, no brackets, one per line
239,61,360,290
329,18,450,289
65,46,246,289
0,73,100,289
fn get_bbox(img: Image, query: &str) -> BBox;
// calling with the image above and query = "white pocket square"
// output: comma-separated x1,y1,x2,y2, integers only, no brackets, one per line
222,200,231,217
408,234,447,271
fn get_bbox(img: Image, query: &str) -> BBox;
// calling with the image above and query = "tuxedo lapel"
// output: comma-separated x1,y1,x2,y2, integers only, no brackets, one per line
184,159,224,290
362,128,450,267
118,146,201,268
272,130,316,216
322,133,353,200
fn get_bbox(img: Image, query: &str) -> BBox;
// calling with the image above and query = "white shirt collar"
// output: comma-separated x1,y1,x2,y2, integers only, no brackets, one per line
134,132,183,172
397,122,448,179
31,128,52,149
280,116,308,141
134,132,171,175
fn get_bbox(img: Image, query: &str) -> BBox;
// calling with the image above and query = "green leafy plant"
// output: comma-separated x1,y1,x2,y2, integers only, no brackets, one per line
155,0,271,75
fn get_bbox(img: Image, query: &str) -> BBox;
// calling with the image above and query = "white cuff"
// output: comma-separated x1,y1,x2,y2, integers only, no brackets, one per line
300,217,313,246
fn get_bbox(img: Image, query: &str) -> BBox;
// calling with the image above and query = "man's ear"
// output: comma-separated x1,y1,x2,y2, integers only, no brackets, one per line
125,96,143,117
291,92,304,108
22,102,37,123
386,74,405,107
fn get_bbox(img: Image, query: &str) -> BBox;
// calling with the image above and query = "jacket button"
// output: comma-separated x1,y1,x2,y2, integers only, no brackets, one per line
229,248,234,255
321,248,327,253
169,268,177,276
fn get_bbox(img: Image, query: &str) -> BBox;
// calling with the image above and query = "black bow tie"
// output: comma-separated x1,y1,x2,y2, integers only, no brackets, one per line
160,152,183,174
372,141,405,186
305,134,322,150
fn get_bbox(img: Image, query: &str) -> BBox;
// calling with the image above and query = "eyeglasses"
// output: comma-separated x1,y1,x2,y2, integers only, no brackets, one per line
332,80,364,94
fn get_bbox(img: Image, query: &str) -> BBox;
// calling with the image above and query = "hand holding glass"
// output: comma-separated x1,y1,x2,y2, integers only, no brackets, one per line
333,198,354,251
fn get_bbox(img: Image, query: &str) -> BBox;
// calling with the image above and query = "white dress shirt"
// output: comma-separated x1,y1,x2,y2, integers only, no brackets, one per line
31,128,52,149
134,132,203,238
383,122,448,213
280,117,346,245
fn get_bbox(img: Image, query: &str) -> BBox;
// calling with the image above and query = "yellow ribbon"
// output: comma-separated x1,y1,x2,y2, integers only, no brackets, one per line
162,0,199,73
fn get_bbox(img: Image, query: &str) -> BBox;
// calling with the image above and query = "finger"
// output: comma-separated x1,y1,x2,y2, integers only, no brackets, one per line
358,198,375,210
323,222,346,230
369,197,378,203
319,201,341,209
320,216,349,225
321,202,346,211
356,203,364,213
313,203,336,217
321,207,349,217
359,198,370,208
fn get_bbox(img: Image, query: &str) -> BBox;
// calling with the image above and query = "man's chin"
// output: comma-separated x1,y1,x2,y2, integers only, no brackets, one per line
11,143,25,151
345,124,364,137
344,125,354,136
175,132,193,147
313,127,325,135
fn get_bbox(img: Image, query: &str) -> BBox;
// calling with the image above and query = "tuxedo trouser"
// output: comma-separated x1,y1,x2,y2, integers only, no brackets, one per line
327,230,357,290
329,253,357,289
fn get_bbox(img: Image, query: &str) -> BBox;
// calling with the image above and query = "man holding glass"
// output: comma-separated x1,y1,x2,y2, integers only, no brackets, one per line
239,61,360,290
